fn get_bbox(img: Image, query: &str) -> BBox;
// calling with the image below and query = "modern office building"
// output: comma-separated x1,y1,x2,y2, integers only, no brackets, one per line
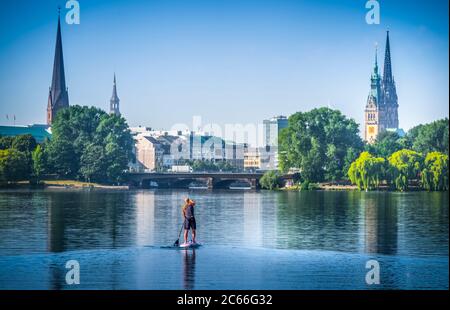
263,115,288,148
262,115,288,170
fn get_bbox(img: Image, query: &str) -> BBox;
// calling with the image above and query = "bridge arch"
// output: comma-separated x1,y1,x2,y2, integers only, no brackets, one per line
213,178,254,189
171,178,209,188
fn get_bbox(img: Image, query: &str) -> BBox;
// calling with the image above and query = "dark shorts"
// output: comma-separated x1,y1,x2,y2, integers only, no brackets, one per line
184,217,196,230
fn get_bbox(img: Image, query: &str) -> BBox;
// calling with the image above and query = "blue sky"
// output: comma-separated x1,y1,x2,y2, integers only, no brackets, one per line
0,0,448,134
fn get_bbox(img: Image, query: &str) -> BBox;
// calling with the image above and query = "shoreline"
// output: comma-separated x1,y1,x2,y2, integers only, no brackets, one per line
0,180,129,190
0,180,446,192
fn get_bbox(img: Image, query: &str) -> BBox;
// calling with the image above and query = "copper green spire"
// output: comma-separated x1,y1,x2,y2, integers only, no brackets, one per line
368,43,382,106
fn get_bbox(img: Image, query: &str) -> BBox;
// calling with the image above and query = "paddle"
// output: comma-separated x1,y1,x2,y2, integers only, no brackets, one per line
173,222,184,247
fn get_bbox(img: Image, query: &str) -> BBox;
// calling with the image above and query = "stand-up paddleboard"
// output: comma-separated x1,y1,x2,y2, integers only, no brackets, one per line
179,241,201,248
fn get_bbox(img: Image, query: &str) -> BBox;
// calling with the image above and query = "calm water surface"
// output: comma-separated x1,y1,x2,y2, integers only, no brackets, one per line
0,189,448,289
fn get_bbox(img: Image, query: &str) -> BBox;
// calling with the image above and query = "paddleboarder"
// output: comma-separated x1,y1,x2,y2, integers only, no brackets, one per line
182,198,197,245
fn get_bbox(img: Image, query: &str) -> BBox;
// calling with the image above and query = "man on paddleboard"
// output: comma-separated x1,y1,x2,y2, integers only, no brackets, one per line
182,198,197,245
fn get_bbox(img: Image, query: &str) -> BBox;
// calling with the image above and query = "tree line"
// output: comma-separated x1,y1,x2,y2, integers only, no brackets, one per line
0,106,134,185
261,108,448,191
187,159,238,172
348,150,448,191
349,119,448,191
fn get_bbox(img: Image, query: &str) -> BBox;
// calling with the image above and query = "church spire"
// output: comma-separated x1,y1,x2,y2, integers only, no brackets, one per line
369,44,382,104
47,9,69,125
373,43,379,76
110,73,120,116
381,30,398,125
383,30,393,84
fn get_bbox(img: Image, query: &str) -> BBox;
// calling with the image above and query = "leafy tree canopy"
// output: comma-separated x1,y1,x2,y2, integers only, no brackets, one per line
406,118,449,155
0,149,29,182
348,151,385,191
366,131,403,158
388,149,424,191
260,170,281,190
46,105,134,183
421,152,449,191
279,107,363,182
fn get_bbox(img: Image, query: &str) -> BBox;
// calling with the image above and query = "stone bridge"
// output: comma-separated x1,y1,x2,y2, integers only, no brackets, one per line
128,172,298,189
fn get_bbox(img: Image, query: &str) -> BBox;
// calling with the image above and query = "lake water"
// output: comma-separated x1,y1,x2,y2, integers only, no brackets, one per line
0,189,448,289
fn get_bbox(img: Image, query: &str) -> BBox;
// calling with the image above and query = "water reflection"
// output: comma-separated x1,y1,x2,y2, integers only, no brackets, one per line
47,194,65,252
243,192,262,247
363,193,398,255
273,191,402,255
0,189,448,258
182,249,196,290
275,191,361,251
135,191,155,246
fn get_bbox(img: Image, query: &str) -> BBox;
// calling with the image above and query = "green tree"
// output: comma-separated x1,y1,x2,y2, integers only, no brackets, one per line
388,149,423,191
31,144,45,183
190,159,228,172
46,105,134,183
342,147,361,180
366,131,403,158
45,138,78,178
279,107,363,182
12,134,37,176
0,149,30,183
407,118,449,155
421,152,449,191
259,170,281,190
347,151,385,191
0,136,14,150
97,114,134,182
104,142,127,183
11,134,37,153
79,143,105,183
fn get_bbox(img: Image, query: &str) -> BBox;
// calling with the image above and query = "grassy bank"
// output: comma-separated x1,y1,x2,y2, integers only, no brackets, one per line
43,180,129,189
279,183,358,191
1,180,129,190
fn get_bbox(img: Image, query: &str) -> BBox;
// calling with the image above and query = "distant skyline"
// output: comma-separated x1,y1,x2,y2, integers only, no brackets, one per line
0,0,448,135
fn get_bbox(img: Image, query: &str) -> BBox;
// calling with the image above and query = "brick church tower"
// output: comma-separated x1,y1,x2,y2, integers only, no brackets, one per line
47,11,69,125
364,31,399,143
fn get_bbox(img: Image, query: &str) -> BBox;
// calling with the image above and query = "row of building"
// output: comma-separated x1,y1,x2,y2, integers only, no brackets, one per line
129,115,288,172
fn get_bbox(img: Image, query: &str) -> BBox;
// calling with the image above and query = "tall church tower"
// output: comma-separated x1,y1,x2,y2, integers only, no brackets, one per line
110,74,120,116
381,31,399,129
47,11,69,125
364,31,399,143
364,48,382,142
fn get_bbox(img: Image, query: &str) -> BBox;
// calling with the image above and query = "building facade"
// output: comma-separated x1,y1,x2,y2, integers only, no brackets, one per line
364,31,399,143
47,13,69,125
134,134,184,172
262,115,288,169
244,148,261,170
263,115,288,148
131,128,245,172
